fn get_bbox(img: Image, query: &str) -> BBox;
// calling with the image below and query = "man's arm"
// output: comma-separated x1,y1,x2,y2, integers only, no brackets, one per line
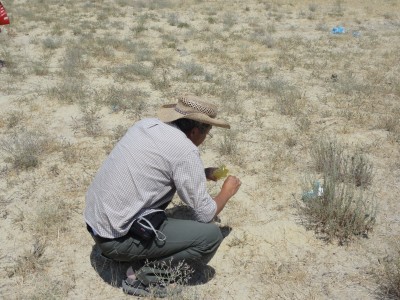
213,175,241,216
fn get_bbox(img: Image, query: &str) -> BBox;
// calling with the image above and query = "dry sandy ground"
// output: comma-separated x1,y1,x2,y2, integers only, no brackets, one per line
0,0,399,299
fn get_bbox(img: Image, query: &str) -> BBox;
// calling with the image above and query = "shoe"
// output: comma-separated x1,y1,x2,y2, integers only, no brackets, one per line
122,278,168,298
136,266,172,286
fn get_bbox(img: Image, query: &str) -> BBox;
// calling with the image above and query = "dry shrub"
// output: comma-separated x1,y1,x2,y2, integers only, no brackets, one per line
311,137,373,187
378,246,400,299
34,197,70,238
300,137,377,244
348,152,374,187
60,140,80,164
5,110,24,129
0,131,54,169
275,89,305,116
105,86,148,115
218,129,238,156
72,102,103,137
8,238,48,280
377,110,400,144
62,42,90,77
138,259,194,297
114,63,153,81
179,60,205,81
47,78,89,104
141,259,194,286
31,275,75,300
300,175,376,244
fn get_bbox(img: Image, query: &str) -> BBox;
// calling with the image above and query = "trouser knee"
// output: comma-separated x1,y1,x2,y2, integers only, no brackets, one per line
195,223,223,262
203,223,223,248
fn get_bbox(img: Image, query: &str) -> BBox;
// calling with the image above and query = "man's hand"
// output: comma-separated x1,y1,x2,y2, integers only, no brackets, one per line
213,175,241,216
221,175,241,198
205,167,218,181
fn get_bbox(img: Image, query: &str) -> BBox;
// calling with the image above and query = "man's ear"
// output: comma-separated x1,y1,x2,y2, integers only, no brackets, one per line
189,127,199,137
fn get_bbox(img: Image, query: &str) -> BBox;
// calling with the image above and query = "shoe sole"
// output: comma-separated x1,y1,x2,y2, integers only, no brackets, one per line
122,279,168,298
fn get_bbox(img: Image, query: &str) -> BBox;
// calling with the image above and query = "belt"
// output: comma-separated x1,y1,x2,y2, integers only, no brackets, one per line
86,224,113,242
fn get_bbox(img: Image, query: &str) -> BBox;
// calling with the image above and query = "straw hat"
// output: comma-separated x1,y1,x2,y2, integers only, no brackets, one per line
157,95,230,129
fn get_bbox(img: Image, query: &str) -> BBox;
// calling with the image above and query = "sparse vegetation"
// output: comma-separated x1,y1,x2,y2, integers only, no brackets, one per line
5,111,24,129
72,102,103,137
1,0,399,298
0,131,54,169
275,89,305,116
8,238,48,280
105,86,148,115
378,245,400,299
300,175,376,244
48,78,89,104
218,129,238,156
300,137,376,244
34,197,70,238
310,137,374,187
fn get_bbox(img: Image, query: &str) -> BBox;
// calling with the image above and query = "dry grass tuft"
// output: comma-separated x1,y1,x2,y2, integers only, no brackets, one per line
34,197,70,238
2,0,400,298
47,78,89,104
72,102,103,137
105,86,148,115
300,137,376,244
377,242,400,299
275,89,305,116
8,238,48,280
30,275,75,300
218,129,238,156
0,131,54,170
300,175,376,244
311,137,373,187
5,110,24,129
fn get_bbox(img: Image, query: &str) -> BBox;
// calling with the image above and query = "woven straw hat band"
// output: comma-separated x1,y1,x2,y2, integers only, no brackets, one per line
176,96,217,118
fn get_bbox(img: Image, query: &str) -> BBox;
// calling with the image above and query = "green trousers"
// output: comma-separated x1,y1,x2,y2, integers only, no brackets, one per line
92,218,223,266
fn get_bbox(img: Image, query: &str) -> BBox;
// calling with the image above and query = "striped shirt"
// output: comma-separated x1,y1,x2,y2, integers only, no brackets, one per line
84,118,217,239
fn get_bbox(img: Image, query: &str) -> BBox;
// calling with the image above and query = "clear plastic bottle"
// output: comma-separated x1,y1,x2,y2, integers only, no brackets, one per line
302,181,324,201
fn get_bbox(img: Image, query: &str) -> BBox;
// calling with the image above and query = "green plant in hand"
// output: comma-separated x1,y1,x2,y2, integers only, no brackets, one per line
213,165,229,180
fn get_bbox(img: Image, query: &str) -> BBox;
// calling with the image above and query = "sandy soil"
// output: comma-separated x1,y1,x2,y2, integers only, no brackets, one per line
0,0,399,299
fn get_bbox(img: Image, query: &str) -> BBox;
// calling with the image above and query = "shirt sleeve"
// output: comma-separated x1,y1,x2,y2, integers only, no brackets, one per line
172,150,217,223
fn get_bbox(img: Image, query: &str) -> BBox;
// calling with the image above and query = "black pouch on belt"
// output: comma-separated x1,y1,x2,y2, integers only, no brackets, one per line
129,211,167,240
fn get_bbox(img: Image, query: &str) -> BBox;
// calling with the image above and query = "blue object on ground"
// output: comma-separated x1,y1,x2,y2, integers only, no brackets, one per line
331,26,345,34
302,181,324,202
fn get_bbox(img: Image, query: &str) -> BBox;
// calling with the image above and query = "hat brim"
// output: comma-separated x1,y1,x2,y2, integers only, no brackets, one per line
157,104,230,129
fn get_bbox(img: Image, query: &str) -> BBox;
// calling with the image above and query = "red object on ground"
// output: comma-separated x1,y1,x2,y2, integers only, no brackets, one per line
0,1,10,25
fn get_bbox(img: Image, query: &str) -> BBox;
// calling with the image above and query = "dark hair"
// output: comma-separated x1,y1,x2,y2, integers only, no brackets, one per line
172,118,211,134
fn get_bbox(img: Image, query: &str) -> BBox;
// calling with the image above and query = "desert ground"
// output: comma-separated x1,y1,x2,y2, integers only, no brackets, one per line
1,0,399,299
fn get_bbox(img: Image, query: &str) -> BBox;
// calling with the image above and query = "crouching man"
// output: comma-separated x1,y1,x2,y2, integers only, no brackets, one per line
84,95,241,297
